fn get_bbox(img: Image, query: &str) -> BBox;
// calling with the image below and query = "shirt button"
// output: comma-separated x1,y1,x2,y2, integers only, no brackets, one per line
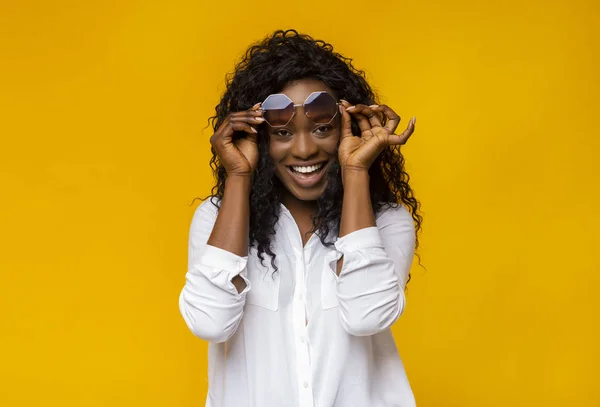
303,381,309,389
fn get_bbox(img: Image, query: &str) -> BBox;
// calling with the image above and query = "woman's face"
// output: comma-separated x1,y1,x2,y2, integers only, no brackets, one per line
266,79,341,202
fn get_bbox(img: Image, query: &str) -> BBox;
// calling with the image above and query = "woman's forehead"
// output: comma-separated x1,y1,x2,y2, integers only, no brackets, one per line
279,79,335,104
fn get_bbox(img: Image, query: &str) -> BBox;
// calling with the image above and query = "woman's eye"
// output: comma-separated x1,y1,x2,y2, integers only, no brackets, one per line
274,129,292,137
315,125,332,134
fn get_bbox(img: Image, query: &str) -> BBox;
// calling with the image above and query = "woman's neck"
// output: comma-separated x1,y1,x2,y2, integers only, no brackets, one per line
282,192,317,246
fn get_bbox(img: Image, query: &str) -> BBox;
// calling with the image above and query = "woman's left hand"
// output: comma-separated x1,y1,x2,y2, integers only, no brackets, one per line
337,100,415,172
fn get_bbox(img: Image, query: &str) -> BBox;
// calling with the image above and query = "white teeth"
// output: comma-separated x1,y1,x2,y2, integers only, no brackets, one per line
291,163,324,173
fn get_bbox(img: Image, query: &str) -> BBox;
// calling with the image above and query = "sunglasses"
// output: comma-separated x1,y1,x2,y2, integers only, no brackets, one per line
259,91,341,127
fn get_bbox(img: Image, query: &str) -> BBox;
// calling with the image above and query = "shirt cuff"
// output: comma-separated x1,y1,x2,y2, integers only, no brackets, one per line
334,226,384,253
198,244,249,283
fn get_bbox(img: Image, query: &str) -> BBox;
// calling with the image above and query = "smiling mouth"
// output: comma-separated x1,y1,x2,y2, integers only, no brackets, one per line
290,162,325,174
286,161,328,188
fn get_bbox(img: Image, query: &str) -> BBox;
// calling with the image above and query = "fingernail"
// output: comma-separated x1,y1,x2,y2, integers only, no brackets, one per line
252,102,261,108
340,99,349,104
251,127,258,133
346,106,355,111
412,116,416,125
370,104,379,108
256,117,265,121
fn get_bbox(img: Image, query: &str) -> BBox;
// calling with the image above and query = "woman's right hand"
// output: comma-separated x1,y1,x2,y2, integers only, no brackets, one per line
210,103,265,178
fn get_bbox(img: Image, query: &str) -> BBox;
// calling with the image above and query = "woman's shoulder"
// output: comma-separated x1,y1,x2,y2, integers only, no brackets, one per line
374,202,413,228
191,197,221,225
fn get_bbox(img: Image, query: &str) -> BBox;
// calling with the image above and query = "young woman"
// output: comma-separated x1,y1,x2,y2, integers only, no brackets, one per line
179,29,422,407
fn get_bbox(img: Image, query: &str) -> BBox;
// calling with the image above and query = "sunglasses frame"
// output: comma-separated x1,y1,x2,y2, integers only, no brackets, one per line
259,91,341,127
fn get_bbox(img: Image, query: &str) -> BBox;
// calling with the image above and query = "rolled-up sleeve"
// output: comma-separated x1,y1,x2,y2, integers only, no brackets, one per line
333,205,416,336
179,199,250,343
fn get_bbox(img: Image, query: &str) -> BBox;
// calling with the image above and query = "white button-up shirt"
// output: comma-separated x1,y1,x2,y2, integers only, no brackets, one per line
179,199,417,407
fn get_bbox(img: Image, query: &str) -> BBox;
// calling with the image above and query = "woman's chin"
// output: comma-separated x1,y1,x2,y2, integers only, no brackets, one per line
283,182,328,202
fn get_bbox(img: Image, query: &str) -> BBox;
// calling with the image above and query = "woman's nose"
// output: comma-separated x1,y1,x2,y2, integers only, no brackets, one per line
291,131,319,159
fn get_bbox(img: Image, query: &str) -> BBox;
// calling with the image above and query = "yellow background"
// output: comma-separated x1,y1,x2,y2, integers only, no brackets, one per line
1,0,598,405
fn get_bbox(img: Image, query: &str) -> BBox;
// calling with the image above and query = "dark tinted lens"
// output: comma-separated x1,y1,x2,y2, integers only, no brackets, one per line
262,94,294,126
304,92,337,124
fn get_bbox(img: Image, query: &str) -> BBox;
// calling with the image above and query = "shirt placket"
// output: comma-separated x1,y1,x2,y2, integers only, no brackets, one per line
292,246,314,407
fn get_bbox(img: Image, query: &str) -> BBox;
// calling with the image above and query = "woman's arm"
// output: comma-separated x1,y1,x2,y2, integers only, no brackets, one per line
179,103,264,343
333,101,416,336
334,192,415,336
178,180,253,343
207,175,252,293
338,169,376,240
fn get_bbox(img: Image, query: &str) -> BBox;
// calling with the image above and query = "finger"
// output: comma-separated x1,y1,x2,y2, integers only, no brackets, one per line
347,104,383,128
249,103,263,121
339,101,354,140
387,117,416,145
370,104,401,134
231,109,263,118
231,112,266,125
241,116,266,124
351,133,388,167
345,104,372,133
230,120,258,134
210,115,259,149
228,103,263,122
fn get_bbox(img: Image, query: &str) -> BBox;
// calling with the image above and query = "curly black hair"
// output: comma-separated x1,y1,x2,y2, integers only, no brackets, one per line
206,29,422,283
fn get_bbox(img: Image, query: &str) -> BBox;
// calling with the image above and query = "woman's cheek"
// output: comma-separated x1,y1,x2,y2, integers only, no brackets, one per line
324,133,341,154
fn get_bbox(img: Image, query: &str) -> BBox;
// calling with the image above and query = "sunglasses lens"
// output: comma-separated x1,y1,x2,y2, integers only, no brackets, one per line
262,94,294,126
304,92,338,124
